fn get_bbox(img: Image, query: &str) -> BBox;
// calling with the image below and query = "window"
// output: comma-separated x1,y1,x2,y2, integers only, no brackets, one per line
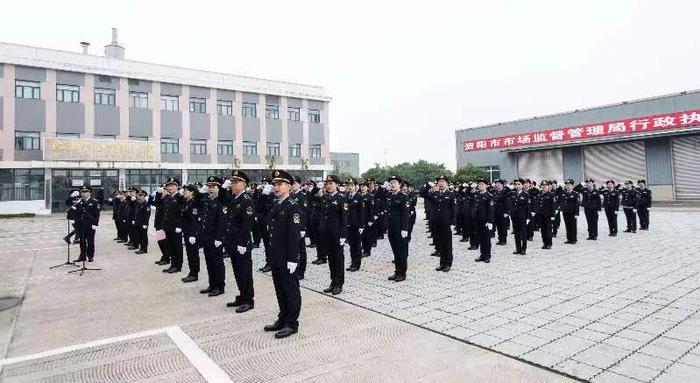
129,92,148,108
15,80,40,99
480,165,501,183
56,133,80,138
217,140,234,155
265,104,279,119
0,169,45,201
266,142,280,156
126,169,182,194
161,95,179,111
161,138,180,154
129,136,148,141
190,139,207,155
217,100,233,116
243,141,257,156
15,132,40,150
189,97,207,113
287,107,300,121
242,102,257,118
187,169,228,184
94,88,116,106
308,109,321,123
309,144,321,158
94,134,116,139
56,84,80,103
289,143,301,158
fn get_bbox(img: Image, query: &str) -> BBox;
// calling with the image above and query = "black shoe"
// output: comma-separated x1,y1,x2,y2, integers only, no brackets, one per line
264,321,284,332
484,258,491,263
543,245,552,250
527,237,533,242
552,233,558,238
208,289,224,297
236,303,254,313
200,287,211,294
624,229,631,233
632,230,636,233
475,258,485,262
274,327,298,339
520,250,526,255
459,238,469,242
88,258,94,262
74,257,86,263
362,251,370,257
258,264,272,272
394,275,406,282
135,249,147,254
116,239,126,243
308,243,316,248
436,265,445,271
226,297,243,307
467,246,478,251
496,241,506,246
63,236,71,245
430,252,440,257
611,233,617,237
346,266,359,272
323,285,334,293
156,260,170,265
442,266,451,272
388,274,398,281
181,275,198,283
297,275,305,280
163,267,174,273
331,286,342,295
127,246,138,250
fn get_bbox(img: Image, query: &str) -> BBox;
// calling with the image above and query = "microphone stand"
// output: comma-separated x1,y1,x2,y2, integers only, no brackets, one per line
50,218,80,270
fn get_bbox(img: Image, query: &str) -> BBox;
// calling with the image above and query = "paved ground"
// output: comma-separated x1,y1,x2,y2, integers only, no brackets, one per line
0,206,698,382
0,212,570,382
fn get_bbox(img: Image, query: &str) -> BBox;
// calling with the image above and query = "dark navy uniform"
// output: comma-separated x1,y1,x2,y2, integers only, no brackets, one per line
319,184,348,291
636,182,652,230
386,186,410,279
133,193,151,253
509,187,530,254
75,188,100,262
473,188,494,261
345,183,366,271
162,188,184,272
426,185,456,269
360,189,375,256
492,184,511,245
199,190,226,295
289,187,308,279
223,185,256,309
621,184,638,232
601,185,621,236
537,189,556,249
575,182,602,240
560,183,580,244
181,188,201,280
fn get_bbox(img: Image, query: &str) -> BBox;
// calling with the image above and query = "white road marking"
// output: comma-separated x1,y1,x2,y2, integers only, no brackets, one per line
165,326,233,383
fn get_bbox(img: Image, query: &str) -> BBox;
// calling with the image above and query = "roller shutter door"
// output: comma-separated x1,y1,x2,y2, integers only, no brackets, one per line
583,141,646,184
516,149,563,182
673,135,700,200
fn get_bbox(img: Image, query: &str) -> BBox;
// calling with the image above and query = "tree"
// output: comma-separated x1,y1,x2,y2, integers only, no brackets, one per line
453,163,489,184
360,160,452,187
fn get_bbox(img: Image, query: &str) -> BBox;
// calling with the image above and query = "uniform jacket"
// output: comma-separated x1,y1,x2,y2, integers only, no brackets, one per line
386,191,410,231
600,187,621,211
346,191,366,228
509,189,531,221
267,196,303,266
473,191,494,223
319,192,348,238
223,191,255,247
560,190,581,215
75,197,101,227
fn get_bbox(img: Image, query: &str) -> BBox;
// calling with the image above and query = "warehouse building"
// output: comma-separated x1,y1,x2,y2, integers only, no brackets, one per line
0,30,332,214
456,90,700,201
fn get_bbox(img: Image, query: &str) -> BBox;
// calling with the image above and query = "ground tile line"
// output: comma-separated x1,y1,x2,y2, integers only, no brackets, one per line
165,326,233,383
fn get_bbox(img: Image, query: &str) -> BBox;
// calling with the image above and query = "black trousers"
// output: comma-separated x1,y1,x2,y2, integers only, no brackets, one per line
164,230,183,269
434,220,453,267
527,215,535,239
78,225,96,260
563,212,577,242
388,228,408,276
605,208,618,235
494,211,508,243
475,221,491,259
553,211,561,234
348,225,362,268
584,208,599,239
512,218,528,252
203,242,225,291
462,213,478,247
137,227,148,251
297,237,307,277
128,223,137,245
229,246,254,304
321,229,344,287
361,224,373,254
539,215,553,247
257,220,271,264
637,207,649,229
623,207,637,231
114,219,123,239
184,242,199,276
408,212,416,241
272,266,301,330
157,237,168,262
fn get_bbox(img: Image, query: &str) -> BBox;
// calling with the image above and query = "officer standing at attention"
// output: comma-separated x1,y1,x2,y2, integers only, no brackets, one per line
473,180,494,263
509,178,530,255
386,176,410,281
561,179,580,244
575,178,601,240
181,184,201,283
601,180,621,237
621,180,638,233
198,176,226,297
263,169,303,339
221,170,256,313
74,185,101,262
360,182,376,258
636,179,652,230
152,183,170,266
537,181,556,250
345,177,366,272
320,175,348,295
492,179,510,246
289,176,308,280
133,189,151,254
162,178,184,274
427,175,456,272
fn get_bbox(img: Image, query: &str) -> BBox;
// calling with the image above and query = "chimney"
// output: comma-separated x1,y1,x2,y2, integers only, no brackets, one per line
104,28,125,59
80,41,90,55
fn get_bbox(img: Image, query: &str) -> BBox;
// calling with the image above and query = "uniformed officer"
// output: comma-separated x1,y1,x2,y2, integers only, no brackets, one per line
263,169,303,339
621,180,638,233
561,179,580,244
198,176,226,297
289,176,308,279
107,191,123,241
492,179,511,246
345,177,366,272
537,181,556,250
133,189,151,254
386,176,410,280
319,175,348,295
636,179,652,230
524,179,540,241
181,184,201,283
74,185,101,262
162,178,184,273
255,178,275,273
575,178,601,240
152,184,170,266
125,188,138,250
509,178,530,255
222,170,256,313
473,179,494,263
360,182,376,258
601,180,621,237
426,175,456,271
402,181,418,241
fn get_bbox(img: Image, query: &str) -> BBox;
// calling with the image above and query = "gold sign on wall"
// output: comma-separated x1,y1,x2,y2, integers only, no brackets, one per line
44,138,159,162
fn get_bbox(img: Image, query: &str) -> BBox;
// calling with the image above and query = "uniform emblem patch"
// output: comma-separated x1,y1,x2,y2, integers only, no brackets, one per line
293,213,300,224
192,208,198,215
222,207,228,214
405,201,411,208
343,203,349,211
246,207,254,215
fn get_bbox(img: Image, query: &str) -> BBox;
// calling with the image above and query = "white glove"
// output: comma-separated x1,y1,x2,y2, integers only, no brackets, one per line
157,187,164,193
503,213,508,218
71,205,77,210
262,185,273,195
237,245,246,253
214,240,222,248
317,181,325,189
300,231,306,237
91,225,97,230
551,217,555,221
428,181,435,187
339,239,344,246
188,236,196,245
199,185,209,193
222,179,231,190
287,262,298,274
486,223,493,230
178,189,184,195
131,196,136,201
257,184,264,190
368,222,373,227
150,191,156,197
382,181,390,188
131,220,135,224
142,225,147,229
71,191,79,197
359,228,364,234
108,197,113,202
647,207,651,210
175,227,182,233
245,187,251,193
614,211,618,215
401,230,408,238
633,209,637,213
461,183,467,187
304,237,310,246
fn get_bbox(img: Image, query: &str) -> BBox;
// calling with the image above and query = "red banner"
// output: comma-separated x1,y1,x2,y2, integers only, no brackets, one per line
463,109,700,152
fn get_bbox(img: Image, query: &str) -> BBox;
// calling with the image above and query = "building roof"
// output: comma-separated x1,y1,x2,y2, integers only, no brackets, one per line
456,89,700,133
0,41,330,101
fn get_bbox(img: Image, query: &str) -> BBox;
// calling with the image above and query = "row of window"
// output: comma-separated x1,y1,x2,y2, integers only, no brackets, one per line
0,169,45,202
14,131,322,158
14,80,322,120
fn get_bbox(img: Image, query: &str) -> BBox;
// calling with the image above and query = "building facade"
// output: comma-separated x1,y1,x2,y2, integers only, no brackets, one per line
330,152,360,177
0,32,332,214
455,90,700,201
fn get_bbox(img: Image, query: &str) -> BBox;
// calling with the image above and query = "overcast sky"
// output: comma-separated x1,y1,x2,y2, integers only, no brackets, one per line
3,1,699,172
